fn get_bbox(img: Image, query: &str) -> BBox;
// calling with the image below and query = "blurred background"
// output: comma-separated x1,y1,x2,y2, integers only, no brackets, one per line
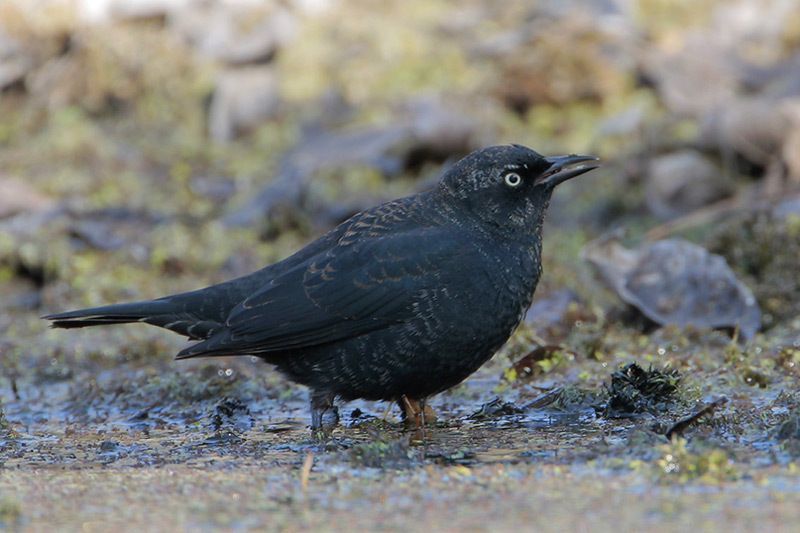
2,0,799,337
3,0,800,360
2,0,800,530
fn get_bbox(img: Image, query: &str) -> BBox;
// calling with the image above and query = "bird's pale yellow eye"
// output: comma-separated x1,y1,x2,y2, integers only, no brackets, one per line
504,172,522,187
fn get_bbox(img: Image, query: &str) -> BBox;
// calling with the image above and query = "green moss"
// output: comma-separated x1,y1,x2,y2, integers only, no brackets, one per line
278,1,478,103
655,438,740,484
349,437,414,469
0,400,14,439
0,498,21,528
776,348,800,375
634,0,721,35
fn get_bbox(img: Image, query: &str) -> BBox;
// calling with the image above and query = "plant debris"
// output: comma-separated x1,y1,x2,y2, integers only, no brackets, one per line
208,397,254,434
506,345,576,383
665,397,728,440
602,363,681,418
470,397,525,420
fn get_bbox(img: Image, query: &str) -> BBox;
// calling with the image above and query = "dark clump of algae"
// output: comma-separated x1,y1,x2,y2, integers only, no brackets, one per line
1,2,800,531
603,363,681,418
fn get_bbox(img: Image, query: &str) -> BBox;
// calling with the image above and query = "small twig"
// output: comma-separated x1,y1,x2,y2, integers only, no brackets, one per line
523,387,564,410
645,197,743,241
645,187,800,241
665,397,728,440
300,451,314,493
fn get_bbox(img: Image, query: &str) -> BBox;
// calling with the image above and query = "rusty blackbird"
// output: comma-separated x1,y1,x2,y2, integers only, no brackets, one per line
44,144,599,430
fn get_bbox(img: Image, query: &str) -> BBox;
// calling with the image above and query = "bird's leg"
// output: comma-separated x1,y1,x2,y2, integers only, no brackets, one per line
399,395,438,431
310,391,339,436
419,398,430,429
420,398,437,426
417,397,429,445
399,395,418,429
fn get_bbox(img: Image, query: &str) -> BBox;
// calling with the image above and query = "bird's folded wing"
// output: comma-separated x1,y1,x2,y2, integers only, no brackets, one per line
176,226,471,358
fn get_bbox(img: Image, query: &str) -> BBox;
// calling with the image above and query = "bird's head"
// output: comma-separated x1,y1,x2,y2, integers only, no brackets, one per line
439,144,599,237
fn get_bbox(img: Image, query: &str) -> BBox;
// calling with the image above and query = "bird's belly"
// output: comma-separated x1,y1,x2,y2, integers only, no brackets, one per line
276,290,529,401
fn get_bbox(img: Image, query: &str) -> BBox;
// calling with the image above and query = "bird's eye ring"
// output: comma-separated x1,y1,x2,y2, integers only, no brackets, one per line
504,172,522,187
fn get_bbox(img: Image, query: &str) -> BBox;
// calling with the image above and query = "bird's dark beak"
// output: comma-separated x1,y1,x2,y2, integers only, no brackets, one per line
539,154,600,188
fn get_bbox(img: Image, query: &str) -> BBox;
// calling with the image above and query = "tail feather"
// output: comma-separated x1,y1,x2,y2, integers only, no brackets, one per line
43,274,263,342
43,301,175,329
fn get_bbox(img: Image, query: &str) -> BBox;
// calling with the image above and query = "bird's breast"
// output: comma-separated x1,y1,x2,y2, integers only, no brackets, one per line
437,241,542,348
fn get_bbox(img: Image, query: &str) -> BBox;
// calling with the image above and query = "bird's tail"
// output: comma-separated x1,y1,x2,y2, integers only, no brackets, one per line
43,300,175,329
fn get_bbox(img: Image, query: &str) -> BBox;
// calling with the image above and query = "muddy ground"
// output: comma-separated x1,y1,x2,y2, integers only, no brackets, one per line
3,282,800,531
2,0,800,531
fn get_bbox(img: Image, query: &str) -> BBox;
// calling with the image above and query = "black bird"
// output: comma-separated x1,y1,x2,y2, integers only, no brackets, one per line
44,145,599,430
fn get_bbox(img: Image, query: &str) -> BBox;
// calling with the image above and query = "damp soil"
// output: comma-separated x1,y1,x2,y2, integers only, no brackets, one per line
1,313,800,531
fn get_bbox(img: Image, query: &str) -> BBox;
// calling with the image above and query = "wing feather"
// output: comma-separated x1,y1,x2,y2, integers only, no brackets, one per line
177,211,471,358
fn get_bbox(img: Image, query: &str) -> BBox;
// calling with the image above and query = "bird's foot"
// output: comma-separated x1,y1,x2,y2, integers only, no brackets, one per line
399,395,437,442
310,392,340,439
